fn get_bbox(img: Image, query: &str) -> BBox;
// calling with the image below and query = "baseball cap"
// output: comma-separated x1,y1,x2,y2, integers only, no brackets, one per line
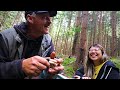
25,11,57,18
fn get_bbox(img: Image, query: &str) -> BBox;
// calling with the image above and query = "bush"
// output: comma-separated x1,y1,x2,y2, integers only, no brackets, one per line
63,57,76,66
63,57,76,77
110,58,120,69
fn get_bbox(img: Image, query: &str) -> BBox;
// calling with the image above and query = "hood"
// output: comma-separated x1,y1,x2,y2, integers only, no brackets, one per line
105,60,119,69
14,22,31,40
103,60,119,73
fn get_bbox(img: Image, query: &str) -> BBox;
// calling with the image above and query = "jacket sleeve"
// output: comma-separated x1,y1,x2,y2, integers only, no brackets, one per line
0,34,26,79
74,66,84,77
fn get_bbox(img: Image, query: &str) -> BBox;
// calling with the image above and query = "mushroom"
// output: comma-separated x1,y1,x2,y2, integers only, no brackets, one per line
49,59,59,68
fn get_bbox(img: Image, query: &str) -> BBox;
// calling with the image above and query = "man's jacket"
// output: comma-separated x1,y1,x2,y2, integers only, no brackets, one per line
0,22,54,79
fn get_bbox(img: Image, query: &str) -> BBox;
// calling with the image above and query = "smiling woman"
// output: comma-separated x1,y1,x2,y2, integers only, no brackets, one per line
73,44,120,79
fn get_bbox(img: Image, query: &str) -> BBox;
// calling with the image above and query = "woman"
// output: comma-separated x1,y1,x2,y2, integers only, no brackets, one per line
74,44,119,79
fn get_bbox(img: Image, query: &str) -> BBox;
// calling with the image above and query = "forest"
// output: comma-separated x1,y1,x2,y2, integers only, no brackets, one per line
0,11,120,78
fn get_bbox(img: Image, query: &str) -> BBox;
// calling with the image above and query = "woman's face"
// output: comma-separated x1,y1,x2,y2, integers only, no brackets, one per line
88,46,103,61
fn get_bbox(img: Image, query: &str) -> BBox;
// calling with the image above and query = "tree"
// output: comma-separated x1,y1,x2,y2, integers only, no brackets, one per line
111,11,117,57
72,11,81,56
74,11,88,70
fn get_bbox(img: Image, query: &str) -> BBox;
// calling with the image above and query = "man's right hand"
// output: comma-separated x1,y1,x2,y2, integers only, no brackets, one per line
22,56,50,77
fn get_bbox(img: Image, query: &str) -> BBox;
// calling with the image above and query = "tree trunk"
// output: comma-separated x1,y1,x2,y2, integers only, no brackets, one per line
74,11,88,70
110,11,117,57
72,11,81,56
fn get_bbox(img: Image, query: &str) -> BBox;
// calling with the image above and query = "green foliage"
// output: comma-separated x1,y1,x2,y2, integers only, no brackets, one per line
110,58,120,69
63,57,76,66
63,57,76,77
0,11,19,30
72,26,81,33
65,29,75,37
5,11,19,29
64,66,75,78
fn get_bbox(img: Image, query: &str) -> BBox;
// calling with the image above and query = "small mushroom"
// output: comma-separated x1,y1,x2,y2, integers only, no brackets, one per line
49,59,59,68
50,52,56,59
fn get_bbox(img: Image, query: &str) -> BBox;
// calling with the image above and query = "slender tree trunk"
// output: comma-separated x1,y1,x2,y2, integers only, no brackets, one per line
74,11,88,70
64,11,73,55
97,11,103,45
111,11,117,57
72,11,81,56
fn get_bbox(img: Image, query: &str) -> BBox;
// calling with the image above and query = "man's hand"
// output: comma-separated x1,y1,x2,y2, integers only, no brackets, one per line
47,58,64,75
22,56,50,77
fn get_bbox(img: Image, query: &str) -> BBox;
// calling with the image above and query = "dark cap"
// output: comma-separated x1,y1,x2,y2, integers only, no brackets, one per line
25,11,57,18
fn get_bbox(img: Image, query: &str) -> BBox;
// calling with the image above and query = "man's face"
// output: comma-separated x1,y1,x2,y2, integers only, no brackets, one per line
28,12,52,35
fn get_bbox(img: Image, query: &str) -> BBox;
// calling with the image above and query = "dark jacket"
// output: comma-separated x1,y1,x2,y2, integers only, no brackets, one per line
0,22,54,79
75,60,120,79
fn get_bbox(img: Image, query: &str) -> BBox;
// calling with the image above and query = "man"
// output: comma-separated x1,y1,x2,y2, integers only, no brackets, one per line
0,11,64,79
